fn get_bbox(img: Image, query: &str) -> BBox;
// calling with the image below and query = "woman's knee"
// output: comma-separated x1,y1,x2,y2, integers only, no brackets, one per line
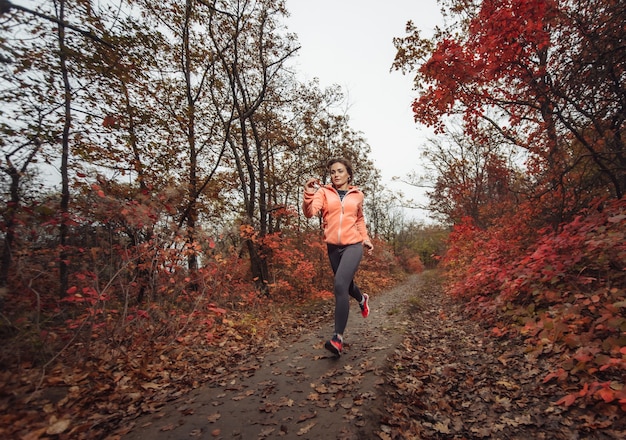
334,279,351,295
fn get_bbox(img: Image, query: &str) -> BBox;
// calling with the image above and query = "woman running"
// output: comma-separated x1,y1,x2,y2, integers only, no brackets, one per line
302,157,373,356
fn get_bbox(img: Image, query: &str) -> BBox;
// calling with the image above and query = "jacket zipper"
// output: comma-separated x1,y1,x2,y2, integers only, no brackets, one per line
336,189,352,243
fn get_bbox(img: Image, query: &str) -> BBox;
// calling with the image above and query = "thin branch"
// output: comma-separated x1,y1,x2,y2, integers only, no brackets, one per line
1,0,114,49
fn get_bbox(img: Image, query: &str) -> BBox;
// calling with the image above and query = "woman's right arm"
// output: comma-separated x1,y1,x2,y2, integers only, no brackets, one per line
302,178,324,218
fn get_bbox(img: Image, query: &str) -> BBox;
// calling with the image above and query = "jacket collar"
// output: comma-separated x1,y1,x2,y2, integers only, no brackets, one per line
325,184,358,193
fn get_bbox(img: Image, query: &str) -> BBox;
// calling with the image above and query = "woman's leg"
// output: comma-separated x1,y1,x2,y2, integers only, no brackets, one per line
327,243,363,336
348,280,363,302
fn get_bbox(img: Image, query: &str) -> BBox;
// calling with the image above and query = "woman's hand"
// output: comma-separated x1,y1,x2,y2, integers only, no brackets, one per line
304,178,321,194
363,240,374,255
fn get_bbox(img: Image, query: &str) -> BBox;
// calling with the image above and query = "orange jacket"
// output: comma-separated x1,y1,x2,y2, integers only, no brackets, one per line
302,184,371,246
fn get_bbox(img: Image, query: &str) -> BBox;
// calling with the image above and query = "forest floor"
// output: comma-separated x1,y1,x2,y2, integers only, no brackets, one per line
116,271,624,440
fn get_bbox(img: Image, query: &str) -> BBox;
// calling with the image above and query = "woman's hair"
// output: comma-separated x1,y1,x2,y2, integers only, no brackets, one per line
326,157,354,182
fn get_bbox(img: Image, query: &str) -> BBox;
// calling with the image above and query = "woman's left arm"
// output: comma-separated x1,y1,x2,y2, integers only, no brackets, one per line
356,195,374,254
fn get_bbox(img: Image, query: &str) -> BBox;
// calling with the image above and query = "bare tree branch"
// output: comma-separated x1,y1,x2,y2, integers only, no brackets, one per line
1,0,114,49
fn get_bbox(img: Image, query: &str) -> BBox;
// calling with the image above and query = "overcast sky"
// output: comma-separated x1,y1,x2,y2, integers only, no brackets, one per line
284,0,443,221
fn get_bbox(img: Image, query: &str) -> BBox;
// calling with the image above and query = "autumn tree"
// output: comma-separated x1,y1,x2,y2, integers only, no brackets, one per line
55,0,73,297
204,0,303,293
121,0,231,276
0,10,47,292
422,124,520,227
364,181,405,240
394,0,626,221
0,0,116,295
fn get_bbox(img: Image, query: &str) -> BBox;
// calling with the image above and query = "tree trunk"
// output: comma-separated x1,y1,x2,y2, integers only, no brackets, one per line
57,0,71,297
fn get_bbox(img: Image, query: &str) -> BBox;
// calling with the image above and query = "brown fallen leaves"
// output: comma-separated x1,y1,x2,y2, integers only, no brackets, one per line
378,272,625,439
0,300,332,440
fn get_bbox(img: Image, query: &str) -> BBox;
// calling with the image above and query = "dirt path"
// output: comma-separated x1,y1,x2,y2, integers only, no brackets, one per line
120,272,624,440
122,275,420,440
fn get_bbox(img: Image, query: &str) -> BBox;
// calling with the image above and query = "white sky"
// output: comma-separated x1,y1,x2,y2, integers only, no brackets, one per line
284,0,443,221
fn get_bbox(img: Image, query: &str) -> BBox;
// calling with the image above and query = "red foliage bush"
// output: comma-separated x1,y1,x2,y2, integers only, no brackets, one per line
395,247,425,274
442,197,626,410
404,256,425,274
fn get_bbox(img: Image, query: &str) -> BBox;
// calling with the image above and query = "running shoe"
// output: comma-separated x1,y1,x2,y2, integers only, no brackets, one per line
324,335,343,356
360,293,370,318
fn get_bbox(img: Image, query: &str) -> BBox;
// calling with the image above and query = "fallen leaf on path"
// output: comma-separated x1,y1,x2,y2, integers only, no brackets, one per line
297,411,317,422
22,427,47,440
297,422,316,435
259,402,278,413
433,420,451,434
159,423,175,432
207,412,221,422
141,382,163,390
46,418,71,435
232,390,255,401
311,383,328,393
496,379,520,391
259,427,275,437
178,406,194,415
277,396,294,407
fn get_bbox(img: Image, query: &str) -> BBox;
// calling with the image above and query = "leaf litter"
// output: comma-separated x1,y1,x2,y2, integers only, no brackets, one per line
2,272,624,439
379,271,625,439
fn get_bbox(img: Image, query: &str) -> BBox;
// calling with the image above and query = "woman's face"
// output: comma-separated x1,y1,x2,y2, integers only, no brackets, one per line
329,162,350,190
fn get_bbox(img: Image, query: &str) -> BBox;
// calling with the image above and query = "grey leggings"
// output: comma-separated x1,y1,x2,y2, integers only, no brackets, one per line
327,243,364,335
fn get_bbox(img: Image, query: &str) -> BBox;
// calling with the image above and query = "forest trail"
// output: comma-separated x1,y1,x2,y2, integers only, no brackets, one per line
120,272,624,440
121,275,418,440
